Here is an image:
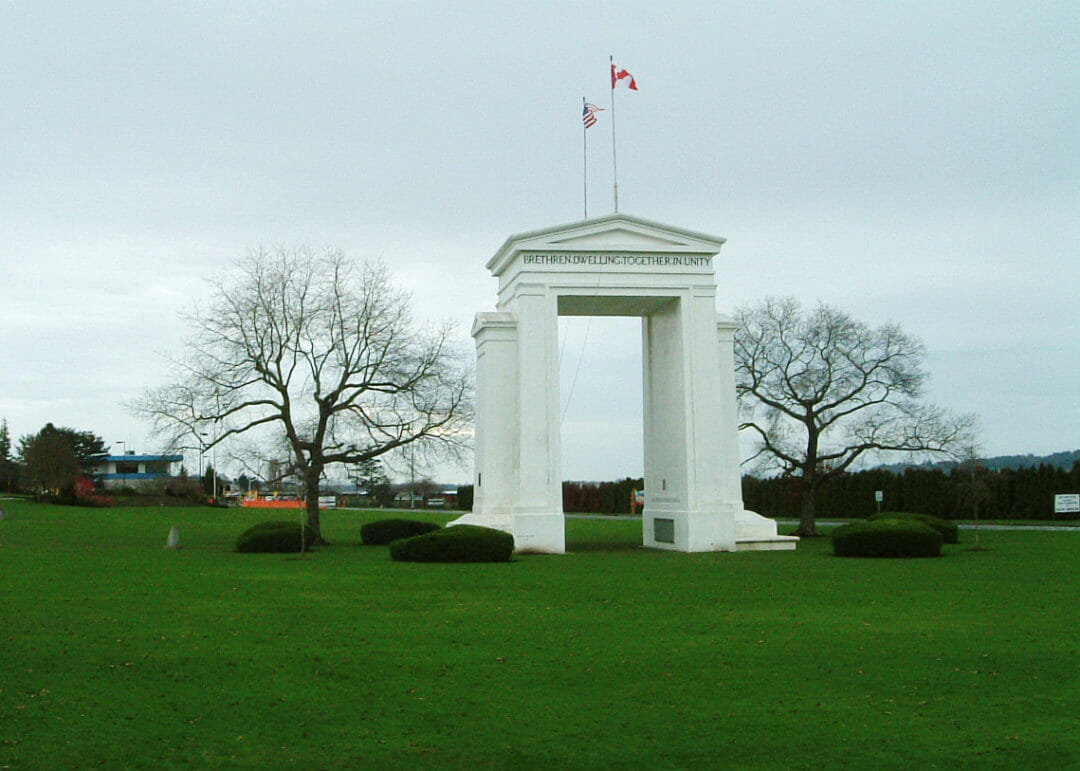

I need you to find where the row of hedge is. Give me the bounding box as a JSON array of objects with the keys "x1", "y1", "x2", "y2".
[
  {"x1": 237, "y1": 513, "x2": 958, "y2": 560},
  {"x1": 235, "y1": 518, "x2": 514, "y2": 562},
  {"x1": 746, "y1": 463, "x2": 1080, "y2": 521}
]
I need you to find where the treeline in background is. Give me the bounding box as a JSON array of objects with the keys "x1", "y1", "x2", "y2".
[
  {"x1": 457, "y1": 462, "x2": 1080, "y2": 520},
  {"x1": 744, "y1": 463, "x2": 1080, "y2": 521},
  {"x1": 456, "y1": 478, "x2": 644, "y2": 516}
]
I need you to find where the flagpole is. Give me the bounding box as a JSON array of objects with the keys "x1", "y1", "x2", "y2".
[
  {"x1": 582, "y1": 96, "x2": 588, "y2": 219},
  {"x1": 609, "y1": 55, "x2": 619, "y2": 213}
]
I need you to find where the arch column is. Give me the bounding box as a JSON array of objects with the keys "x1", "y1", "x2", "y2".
[
  {"x1": 507, "y1": 284, "x2": 565, "y2": 552},
  {"x1": 641, "y1": 289, "x2": 737, "y2": 551},
  {"x1": 457, "y1": 290, "x2": 566, "y2": 554}
]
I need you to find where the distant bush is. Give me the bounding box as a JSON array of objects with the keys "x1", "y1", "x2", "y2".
[
  {"x1": 361, "y1": 518, "x2": 441, "y2": 545},
  {"x1": 73, "y1": 476, "x2": 114, "y2": 508},
  {"x1": 236, "y1": 520, "x2": 317, "y2": 553},
  {"x1": 161, "y1": 476, "x2": 205, "y2": 503},
  {"x1": 869, "y1": 511, "x2": 959, "y2": 544},
  {"x1": 390, "y1": 524, "x2": 514, "y2": 563},
  {"x1": 832, "y1": 518, "x2": 942, "y2": 558}
]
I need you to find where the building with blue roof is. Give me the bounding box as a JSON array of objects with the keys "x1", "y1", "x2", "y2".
[{"x1": 91, "y1": 453, "x2": 184, "y2": 489}]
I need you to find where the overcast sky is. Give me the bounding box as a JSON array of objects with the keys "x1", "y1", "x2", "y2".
[{"x1": 2, "y1": 1, "x2": 1077, "y2": 484}]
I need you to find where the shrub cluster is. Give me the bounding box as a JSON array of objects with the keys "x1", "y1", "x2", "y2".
[
  {"x1": 236, "y1": 520, "x2": 317, "y2": 553},
  {"x1": 72, "y1": 476, "x2": 114, "y2": 508},
  {"x1": 832, "y1": 518, "x2": 942, "y2": 558},
  {"x1": 869, "y1": 511, "x2": 959, "y2": 544},
  {"x1": 361, "y1": 518, "x2": 441, "y2": 545},
  {"x1": 390, "y1": 524, "x2": 514, "y2": 563}
]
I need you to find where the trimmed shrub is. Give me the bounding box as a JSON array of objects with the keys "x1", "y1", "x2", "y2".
[
  {"x1": 869, "y1": 511, "x2": 959, "y2": 544},
  {"x1": 361, "y1": 518, "x2": 441, "y2": 545},
  {"x1": 832, "y1": 518, "x2": 942, "y2": 558},
  {"x1": 236, "y1": 520, "x2": 317, "y2": 553},
  {"x1": 390, "y1": 524, "x2": 514, "y2": 563}
]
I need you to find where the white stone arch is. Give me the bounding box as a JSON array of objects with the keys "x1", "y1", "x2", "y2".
[{"x1": 450, "y1": 214, "x2": 796, "y2": 554}]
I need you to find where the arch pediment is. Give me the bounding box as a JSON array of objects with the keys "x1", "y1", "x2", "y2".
[{"x1": 487, "y1": 213, "x2": 726, "y2": 276}]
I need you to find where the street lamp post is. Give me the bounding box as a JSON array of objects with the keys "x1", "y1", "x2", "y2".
[
  {"x1": 198, "y1": 432, "x2": 217, "y2": 502},
  {"x1": 117, "y1": 441, "x2": 127, "y2": 486}
]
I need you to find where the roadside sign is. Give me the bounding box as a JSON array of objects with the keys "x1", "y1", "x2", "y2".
[
  {"x1": 875, "y1": 490, "x2": 884, "y2": 503},
  {"x1": 1054, "y1": 494, "x2": 1080, "y2": 514}
]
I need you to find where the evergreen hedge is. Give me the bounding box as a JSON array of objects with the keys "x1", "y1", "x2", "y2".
[
  {"x1": 361, "y1": 518, "x2": 441, "y2": 545},
  {"x1": 743, "y1": 461, "x2": 1080, "y2": 521},
  {"x1": 832, "y1": 518, "x2": 942, "y2": 558},
  {"x1": 236, "y1": 520, "x2": 317, "y2": 553},
  {"x1": 390, "y1": 524, "x2": 514, "y2": 563},
  {"x1": 869, "y1": 511, "x2": 959, "y2": 544}
]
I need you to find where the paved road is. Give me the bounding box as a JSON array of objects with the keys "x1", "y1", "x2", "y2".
[
  {"x1": 566, "y1": 514, "x2": 1080, "y2": 532},
  {"x1": 777, "y1": 519, "x2": 1080, "y2": 532}
]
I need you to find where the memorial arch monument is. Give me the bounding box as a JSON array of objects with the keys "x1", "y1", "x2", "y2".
[{"x1": 449, "y1": 213, "x2": 797, "y2": 554}]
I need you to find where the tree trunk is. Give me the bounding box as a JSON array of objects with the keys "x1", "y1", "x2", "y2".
[
  {"x1": 795, "y1": 481, "x2": 820, "y2": 537},
  {"x1": 304, "y1": 468, "x2": 330, "y2": 546}
]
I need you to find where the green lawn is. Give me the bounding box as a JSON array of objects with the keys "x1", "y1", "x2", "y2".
[{"x1": 1, "y1": 500, "x2": 1078, "y2": 769}]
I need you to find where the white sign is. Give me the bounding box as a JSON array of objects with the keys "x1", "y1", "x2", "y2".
[
  {"x1": 875, "y1": 490, "x2": 884, "y2": 503},
  {"x1": 522, "y1": 253, "x2": 712, "y2": 268},
  {"x1": 1054, "y1": 494, "x2": 1080, "y2": 514}
]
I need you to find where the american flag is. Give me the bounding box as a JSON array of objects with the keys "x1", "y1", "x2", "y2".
[{"x1": 582, "y1": 102, "x2": 603, "y2": 129}]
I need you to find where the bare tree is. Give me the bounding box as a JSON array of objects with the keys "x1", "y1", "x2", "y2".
[
  {"x1": 133, "y1": 247, "x2": 473, "y2": 543},
  {"x1": 953, "y1": 441, "x2": 991, "y2": 549},
  {"x1": 735, "y1": 297, "x2": 977, "y2": 537}
]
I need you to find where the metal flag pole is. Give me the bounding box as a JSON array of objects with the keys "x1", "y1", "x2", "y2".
[
  {"x1": 609, "y1": 56, "x2": 619, "y2": 212},
  {"x1": 583, "y1": 96, "x2": 588, "y2": 219}
]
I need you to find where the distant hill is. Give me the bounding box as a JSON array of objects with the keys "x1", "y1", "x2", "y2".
[{"x1": 877, "y1": 449, "x2": 1080, "y2": 474}]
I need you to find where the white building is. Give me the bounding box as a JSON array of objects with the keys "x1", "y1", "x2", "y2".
[{"x1": 90, "y1": 453, "x2": 184, "y2": 489}]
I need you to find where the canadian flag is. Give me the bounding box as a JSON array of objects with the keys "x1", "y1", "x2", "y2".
[{"x1": 611, "y1": 63, "x2": 638, "y2": 91}]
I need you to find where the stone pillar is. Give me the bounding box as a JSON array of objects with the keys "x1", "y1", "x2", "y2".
[
  {"x1": 509, "y1": 285, "x2": 565, "y2": 553},
  {"x1": 642, "y1": 298, "x2": 688, "y2": 548},
  {"x1": 466, "y1": 312, "x2": 518, "y2": 531},
  {"x1": 715, "y1": 315, "x2": 745, "y2": 507},
  {"x1": 684, "y1": 288, "x2": 738, "y2": 551},
  {"x1": 642, "y1": 293, "x2": 737, "y2": 552}
]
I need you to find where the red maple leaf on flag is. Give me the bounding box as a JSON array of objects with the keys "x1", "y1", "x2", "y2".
[{"x1": 611, "y1": 63, "x2": 638, "y2": 91}]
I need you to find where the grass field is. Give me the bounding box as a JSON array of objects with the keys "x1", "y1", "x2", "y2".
[{"x1": 2, "y1": 500, "x2": 1079, "y2": 769}]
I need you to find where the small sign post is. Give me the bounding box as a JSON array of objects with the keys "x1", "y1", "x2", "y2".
[{"x1": 875, "y1": 490, "x2": 884, "y2": 515}]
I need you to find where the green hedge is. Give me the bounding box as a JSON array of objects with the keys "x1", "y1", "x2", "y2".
[
  {"x1": 236, "y1": 520, "x2": 317, "y2": 553},
  {"x1": 361, "y1": 518, "x2": 442, "y2": 545},
  {"x1": 869, "y1": 511, "x2": 959, "y2": 544},
  {"x1": 390, "y1": 524, "x2": 514, "y2": 563},
  {"x1": 832, "y1": 518, "x2": 942, "y2": 558}
]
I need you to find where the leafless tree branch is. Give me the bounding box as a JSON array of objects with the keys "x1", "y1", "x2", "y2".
[
  {"x1": 734, "y1": 296, "x2": 978, "y2": 536},
  {"x1": 129, "y1": 247, "x2": 474, "y2": 542}
]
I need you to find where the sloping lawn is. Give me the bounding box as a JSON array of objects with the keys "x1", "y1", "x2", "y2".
[{"x1": 1, "y1": 501, "x2": 1078, "y2": 768}]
